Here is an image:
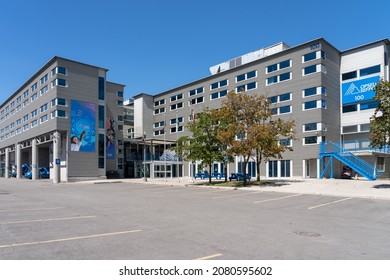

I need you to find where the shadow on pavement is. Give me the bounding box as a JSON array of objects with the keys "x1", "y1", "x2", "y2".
[{"x1": 373, "y1": 184, "x2": 390, "y2": 189}]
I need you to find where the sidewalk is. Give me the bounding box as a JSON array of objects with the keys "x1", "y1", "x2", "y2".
[{"x1": 86, "y1": 177, "x2": 390, "y2": 201}]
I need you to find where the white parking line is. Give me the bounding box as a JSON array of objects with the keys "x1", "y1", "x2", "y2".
[
  {"x1": 0, "y1": 229, "x2": 142, "y2": 249},
  {"x1": 308, "y1": 197, "x2": 353, "y2": 210},
  {"x1": 253, "y1": 193, "x2": 303, "y2": 204},
  {"x1": 0, "y1": 207, "x2": 64, "y2": 213},
  {"x1": 213, "y1": 191, "x2": 263, "y2": 200},
  {"x1": 0, "y1": 215, "x2": 96, "y2": 225}
]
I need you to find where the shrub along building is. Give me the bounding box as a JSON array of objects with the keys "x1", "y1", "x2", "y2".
[
  {"x1": 0, "y1": 57, "x2": 124, "y2": 182},
  {"x1": 130, "y1": 37, "x2": 390, "y2": 181}
]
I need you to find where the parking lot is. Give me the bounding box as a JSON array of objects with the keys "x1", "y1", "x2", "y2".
[{"x1": 1, "y1": 178, "x2": 390, "y2": 260}]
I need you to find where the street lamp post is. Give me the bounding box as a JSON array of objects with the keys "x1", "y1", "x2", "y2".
[{"x1": 143, "y1": 131, "x2": 147, "y2": 182}]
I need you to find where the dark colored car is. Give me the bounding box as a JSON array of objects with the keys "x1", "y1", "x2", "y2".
[
  {"x1": 25, "y1": 167, "x2": 50, "y2": 179},
  {"x1": 229, "y1": 172, "x2": 251, "y2": 181}
]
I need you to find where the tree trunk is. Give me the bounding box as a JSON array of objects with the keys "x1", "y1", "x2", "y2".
[
  {"x1": 208, "y1": 163, "x2": 212, "y2": 184},
  {"x1": 243, "y1": 156, "x2": 249, "y2": 186},
  {"x1": 256, "y1": 150, "x2": 262, "y2": 182}
]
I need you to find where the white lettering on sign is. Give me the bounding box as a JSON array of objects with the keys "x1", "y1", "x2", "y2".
[{"x1": 360, "y1": 82, "x2": 377, "y2": 93}]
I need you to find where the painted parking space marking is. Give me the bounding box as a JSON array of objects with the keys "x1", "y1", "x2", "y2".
[
  {"x1": 308, "y1": 197, "x2": 353, "y2": 210},
  {"x1": 213, "y1": 191, "x2": 264, "y2": 200},
  {"x1": 0, "y1": 215, "x2": 96, "y2": 225},
  {"x1": 194, "y1": 253, "x2": 223, "y2": 260},
  {"x1": 253, "y1": 193, "x2": 303, "y2": 204},
  {"x1": 0, "y1": 207, "x2": 64, "y2": 213},
  {"x1": 0, "y1": 229, "x2": 142, "y2": 249},
  {"x1": 182, "y1": 189, "x2": 231, "y2": 196}
]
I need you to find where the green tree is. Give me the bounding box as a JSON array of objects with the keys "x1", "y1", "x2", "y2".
[
  {"x1": 175, "y1": 108, "x2": 224, "y2": 183},
  {"x1": 370, "y1": 79, "x2": 390, "y2": 149},
  {"x1": 217, "y1": 91, "x2": 295, "y2": 185}
]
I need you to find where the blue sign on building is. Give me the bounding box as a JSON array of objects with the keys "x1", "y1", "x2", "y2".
[{"x1": 342, "y1": 76, "x2": 380, "y2": 104}]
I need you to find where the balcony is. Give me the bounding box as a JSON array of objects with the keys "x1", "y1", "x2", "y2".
[{"x1": 342, "y1": 139, "x2": 390, "y2": 154}]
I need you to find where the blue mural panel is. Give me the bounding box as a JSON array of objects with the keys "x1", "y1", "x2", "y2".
[
  {"x1": 342, "y1": 76, "x2": 380, "y2": 104},
  {"x1": 70, "y1": 100, "x2": 96, "y2": 152}
]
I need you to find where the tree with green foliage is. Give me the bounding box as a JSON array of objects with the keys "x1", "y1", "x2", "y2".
[
  {"x1": 370, "y1": 79, "x2": 390, "y2": 149},
  {"x1": 217, "y1": 91, "x2": 295, "y2": 185},
  {"x1": 175, "y1": 108, "x2": 225, "y2": 184}
]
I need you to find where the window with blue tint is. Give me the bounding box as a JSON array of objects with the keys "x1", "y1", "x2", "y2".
[
  {"x1": 269, "y1": 96, "x2": 277, "y2": 103},
  {"x1": 304, "y1": 87, "x2": 317, "y2": 97},
  {"x1": 267, "y1": 76, "x2": 278, "y2": 85},
  {"x1": 279, "y1": 93, "x2": 291, "y2": 102},
  {"x1": 281, "y1": 160, "x2": 291, "y2": 177},
  {"x1": 267, "y1": 64, "x2": 278, "y2": 73},
  {"x1": 58, "y1": 67, "x2": 67, "y2": 75},
  {"x1": 211, "y1": 92, "x2": 219, "y2": 99},
  {"x1": 117, "y1": 91, "x2": 123, "y2": 97},
  {"x1": 304, "y1": 65, "x2": 317, "y2": 75},
  {"x1": 304, "y1": 123, "x2": 317, "y2": 131},
  {"x1": 320, "y1": 51, "x2": 326, "y2": 59},
  {"x1": 98, "y1": 105, "x2": 104, "y2": 129},
  {"x1": 279, "y1": 60, "x2": 291, "y2": 69},
  {"x1": 279, "y1": 105, "x2": 291, "y2": 114},
  {"x1": 304, "y1": 136, "x2": 317, "y2": 144},
  {"x1": 342, "y1": 104, "x2": 357, "y2": 113},
  {"x1": 98, "y1": 77, "x2": 105, "y2": 100},
  {"x1": 220, "y1": 90, "x2": 227, "y2": 97},
  {"x1": 197, "y1": 87, "x2": 204, "y2": 94},
  {"x1": 211, "y1": 82, "x2": 219, "y2": 89},
  {"x1": 321, "y1": 87, "x2": 326, "y2": 95},
  {"x1": 98, "y1": 134, "x2": 104, "y2": 168},
  {"x1": 220, "y1": 79, "x2": 228, "y2": 87},
  {"x1": 280, "y1": 139, "x2": 291, "y2": 147},
  {"x1": 268, "y1": 161, "x2": 278, "y2": 177},
  {"x1": 58, "y1": 110, "x2": 66, "y2": 118},
  {"x1": 236, "y1": 85, "x2": 245, "y2": 92},
  {"x1": 360, "y1": 100, "x2": 379, "y2": 110},
  {"x1": 342, "y1": 71, "x2": 357, "y2": 81},
  {"x1": 236, "y1": 74, "x2": 245, "y2": 82},
  {"x1": 271, "y1": 108, "x2": 278, "y2": 115},
  {"x1": 280, "y1": 72, "x2": 291, "y2": 81},
  {"x1": 321, "y1": 100, "x2": 326, "y2": 109},
  {"x1": 303, "y1": 52, "x2": 317, "y2": 62},
  {"x1": 304, "y1": 100, "x2": 317, "y2": 110},
  {"x1": 246, "y1": 82, "x2": 256, "y2": 90},
  {"x1": 247, "y1": 70, "x2": 256, "y2": 79},
  {"x1": 360, "y1": 65, "x2": 380, "y2": 77}
]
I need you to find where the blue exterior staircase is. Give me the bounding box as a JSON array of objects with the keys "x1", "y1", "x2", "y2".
[{"x1": 320, "y1": 141, "x2": 384, "y2": 180}]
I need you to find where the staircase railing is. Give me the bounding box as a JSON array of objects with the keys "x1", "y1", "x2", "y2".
[{"x1": 320, "y1": 141, "x2": 383, "y2": 180}]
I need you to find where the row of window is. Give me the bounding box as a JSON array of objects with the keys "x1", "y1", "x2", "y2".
[
  {"x1": 270, "y1": 100, "x2": 326, "y2": 115},
  {"x1": 342, "y1": 100, "x2": 379, "y2": 113},
  {"x1": 342, "y1": 65, "x2": 381, "y2": 81},
  {"x1": 157, "y1": 50, "x2": 326, "y2": 106},
  {"x1": 0, "y1": 67, "x2": 67, "y2": 118},
  {"x1": 0, "y1": 98, "x2": 67, "y2": 136}
]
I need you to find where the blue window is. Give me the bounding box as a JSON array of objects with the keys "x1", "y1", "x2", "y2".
[
  {"x1": 267, "y1": 76, "x2": 278, "y2": 85},
  {"x1": 117, "y1": 91, "x2": 123, "y2": 97},
  {"x1": 247, "y1": 70, "x2": 256, "y2": 79},
  {"x1": 342, "y1": 104, "x2": 357, "y2": 113},
  {"x1": 342, "y1": 71, "x2": 357, "y2": 81},
  {"x1": 237, "y1": 85, "x2": 245, "y2": 92},
  {"x1": 279, "y1": 72, "x2": 291, "y2": 81},
  {"x1": 246, "y1": 82, "x2": 256, "y2": 90},
  {"x1": 98, "y1": 134, "x2": 105, "y2": 168},
  {"x1": 236, "y1": 74, "x2": 245, "y2": 82},
  {"x1": 279, "y1": 93, "x2": 291, "y2": 102},
  {"x1": 304, "y1": 123, "x2": 317, "y2": 131},
  {"x1": 269, "y1": 96, "x2": 277, "y2": 103},
  {"x1": 211, "y1": 92, "x2": 219, "y2": 99},
  {"x1": 220, "y1": 90, "x2": 227, "y2": 98},
  {"x1": 303, "y1": 52, "x2": 317, "y2": 62},
  {"x1": 279, "y1": 105, "x2": 291, "y2": 114},
  {"x1": 304, "y1": 87, "x2": 317, "y2": 97},
  {"x1": 360, "y1": 65, "x2": 380, "y2": 77},
  {"x1": 304, "y1": 136, "x2": 318, "y2": 144},
  {"x1": 220, "y1": 79, "x2": 228, "y2": 87},
  {"x1": 303, "y1": 65, "x2": 317, "y2": 75},
  {"x1": 304, "y1": 100, "x2": 317, "y2": 110},
  {"x1": 279, "y1": 60, "x2": 291, "y2": 69},
  {"x1": 280, "y1": 160, "x2": 291, "y2": 177},
  {"x1": 267, "y1": 64, "x2": 278, "y2": 73},
  {"x1": 98, "y1": 77, "x2": 105, "y2": 100},
  {"x1": 98, "y1": 105, "x2": 104, "y2": 129},
  {"x1": 268, "y1": 161, "x2": 278, "y2": 177},
  {"x1": 360, "y1": 100, "x2": 379, "y2": 110},
  {"x1": 280, "y1": 139, "x2": 291, "y2": 147}
]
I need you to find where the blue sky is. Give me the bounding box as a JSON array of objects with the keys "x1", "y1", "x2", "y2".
[{"x1": 1, "y1": 0, "x2": 389, "y2": 103}]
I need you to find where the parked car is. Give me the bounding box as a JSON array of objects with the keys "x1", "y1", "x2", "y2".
[
  {"x1": 229, "y1": 172, "x2": 251, "y2": 181},
  {"x1": 194, "y1": 171, "x2": 209, "y2": 179},
  {"x1": 25, "y1": 167, "x2": 50, "y2": 179}
]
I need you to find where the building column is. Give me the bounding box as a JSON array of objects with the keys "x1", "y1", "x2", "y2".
[
  {"x1": 317, "y1": 158, "x2": 321, "y2": 179},
  {"x1": 32, "y1": 139, "x2": 38, "y2": 180},
  {"x1": 16, "y1": 144, "x2": 21, "y2": 179},
  {"x1": 53, "y1": 132, "x2": 61, "y2": 184},
  {"x1": 5, "y1": 147, "x2": 10, "y2": 179}
]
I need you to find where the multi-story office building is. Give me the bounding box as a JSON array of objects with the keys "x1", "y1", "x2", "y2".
[
  {"x1": 131, "y1": 37, "x2": 390, "y2": 180},
  {"x1": 0, "y1": 57, "x2": 124, "y2": 182}
]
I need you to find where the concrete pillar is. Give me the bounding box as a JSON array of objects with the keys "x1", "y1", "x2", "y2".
[
  {"x1": 16, "y1": 144, "x2": 21, "y2": 179},
  {"x1": 5, "y1": 147, "x2": 10, "y2": 179},
  {"x1": 53, "y1": 132, "x2": 61, "y2": 184},
  {"x1": 32, "y1": 139, "x2": 38, "y2": 180}
]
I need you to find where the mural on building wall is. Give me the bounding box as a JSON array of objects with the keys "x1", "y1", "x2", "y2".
[
  {"x1": 70, "y1": 100, "x2": 96, "y2": 152},
  {"x1": 106, "y1": 117, "x2": 116, "y2": 159}
]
